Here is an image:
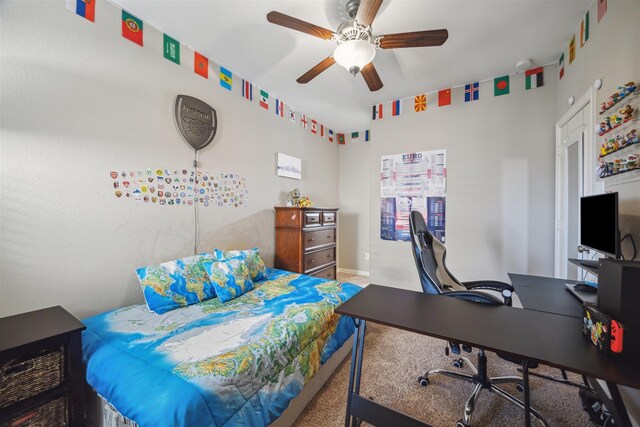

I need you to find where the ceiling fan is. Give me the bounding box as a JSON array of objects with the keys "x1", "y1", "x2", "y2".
[{"x1": 266, "y1": 0, "x2": 449, "y2": 92}]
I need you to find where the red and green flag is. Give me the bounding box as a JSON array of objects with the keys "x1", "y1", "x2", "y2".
[
  {"x1": 122, "y1": 10, "x2": 143, "y2": 46},
  {"x1": 494, "y1": 75, "x2": 510, "y2": 96},
  {"x1": 337, "y1": 133, "x2": 346, "y2": 145},
  {"x1": 525, "y1": 67, "x2": 544, "y2": 90},
  {"x1": 194, "y1": 52, "x2": 208, "y2": 79},
  {"x1": 580, "y1": 12, "x2": 590, "y2": 47},
  {"x1": 163, "y1": 34, "x2": 180, "y2": 65}
]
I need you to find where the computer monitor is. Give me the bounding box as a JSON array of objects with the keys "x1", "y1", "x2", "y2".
[{"x1": 580, "y1": 192, "x2": 620, "y2": 259}]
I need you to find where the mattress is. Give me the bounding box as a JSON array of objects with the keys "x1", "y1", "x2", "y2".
[{"x1": 82, "y1": 268, "x2": 361, "y2": 427}]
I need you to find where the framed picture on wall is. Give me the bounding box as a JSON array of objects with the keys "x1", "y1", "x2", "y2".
[{"x1": 277, "y1": 153, "x2": 302, "y2": 180}]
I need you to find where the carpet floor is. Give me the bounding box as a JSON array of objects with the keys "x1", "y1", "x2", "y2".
[{"x1": 294, "y1": 323, "x2": 592, "y2": 427}]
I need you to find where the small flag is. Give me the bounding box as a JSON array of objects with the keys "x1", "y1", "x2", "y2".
[
  {"x1": 464, "y1": 82, "x2": 479, "y2": 102},
  {"x1": 414, "y1": 94, "x2": 427, "y2": 112},
  {"x1": 219, "y1": 67, "x2": 232, "y2": 91},
  {"x1": 438, "y1": 88, "x2": 451, "y2": 107},
  {"x1": 67, "y1": 0, "x2": 95, "y2": 22},
  {"x1": 597, "y1": 0, "x2": 607, "y2": 23},
  {"x1": 194, "y1": 52, "x2": 208, "y2": 79},
  {"x1": 372, "y1": 104, "x2": 383, "y2": 120},
  {"x1": 569, "y1": 35, "x2": 576, "y2": 64},
  {"x1": 320, "y1": 125, "x2": 324, "y2": 137},
  {"x1": 351, "y1": 132, "x2": 360, "y2": 143},
  {"x1": 242, "y1": 79, "x2": 253, "y2": 101},
  {"x1": 301, "y1": 114, "x2": 308, "y2": 129},
  {"x1": 275, "y1": 99, "x2": 284, "y2": 117},
  {"x1": 580, "y1": 12, "x2": 590, "y2": 47},
  {"x1": 365, "y1": 130, "x2": 370, "y2": 142},
  {"x1": 163, "y1": 34, "x2": 180, "y2": 64},
  {"x1": 328, "y1": 129, "x2": 334, "y2": 142},
  {"x1": 494, "y1": 76, "x2": 510, "y2": 96},
  {"x1": 525, "y1": 67, "x2": 544, "y2": 90},
  {"x1": 391, "y1": 99, "x2": 403, "y2": 116},
  {"x1": 289, "y1": 108, "x2": 296, "y2": 123},
  {"x1": 337, "y1": 133, "x2": 346, "y2": 145},
  {"x1": 559, "y1": 53, "x2": 565, "y2": 80},
  {"x1": 311, "y1": 120, "x2": 318, "y2": 134},
  {"x1": 122, "y1": 10, "x2": 143, "y2": 46},
  {"x1": 259, "y1": 90, "x2": 269, "y2": 109}
]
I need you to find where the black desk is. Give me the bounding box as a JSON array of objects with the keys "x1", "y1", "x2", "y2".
[
  {"x1": 509, "y1": 273, "x2": 583, "y2": 318},
  {"x1": 336, "y1": 284, "x2": 640, "y2": 427}
]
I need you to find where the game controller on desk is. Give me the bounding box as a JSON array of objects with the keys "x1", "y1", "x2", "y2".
[{"x1": 582, "y1": 304, "x2": 624, "y2": 354}]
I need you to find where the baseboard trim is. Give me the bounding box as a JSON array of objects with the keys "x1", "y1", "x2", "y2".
[{"x1": 337, "y1": 268, "x2": 370, "y2": 277}]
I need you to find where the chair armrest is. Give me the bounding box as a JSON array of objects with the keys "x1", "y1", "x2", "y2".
[
  {"x1": 462, "y1": 280, "x2": 515, "y2": 293},
  {"x1": 443, "y1": 290, "x2": 504, "y2": 305}
]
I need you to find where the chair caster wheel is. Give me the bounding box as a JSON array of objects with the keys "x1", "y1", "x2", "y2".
[
  {"x1": 516, "y1": 383, "x2": 525, "y2": 392},
  {"x1": 452, "y1": 358, "x2": 464, "y2": 369},
  {"x1": 456, "y1": 420, "x2": 470, "y2": 427},
  {"x1": 418, "y1": 376, "x2": 429, "y2": 386}
]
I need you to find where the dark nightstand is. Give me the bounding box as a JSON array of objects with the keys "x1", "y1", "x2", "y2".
[{"x1": 0, "y1": 306, "x2": 86, "y2": 426}]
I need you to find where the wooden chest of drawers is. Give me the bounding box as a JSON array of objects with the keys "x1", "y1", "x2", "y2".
[
  {"x1": 274, "y1": 207, "x2": 338, "y2": 280},
  {"x1": 0, "y1": 306, "x2": 86, "y2": 427}
]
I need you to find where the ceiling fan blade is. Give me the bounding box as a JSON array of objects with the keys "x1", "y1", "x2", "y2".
[
  {"x1": 378, "y1": 29, "x2": 449, "y2": 49},
  {"x1": 297, "y1": 56, "x2": 336, "y2": 84},
  {"x1": 267, "y1": 11, "x2": 335, "y2": 40},
  {"x1": 355, "y1": 0, "x2": 384, "y2": 27},
  {"x1": 361, "y1": 62, "x2": 383, "y2": 92}
]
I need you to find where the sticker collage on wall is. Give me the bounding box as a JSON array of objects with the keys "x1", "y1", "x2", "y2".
[{"x1": 110, "y1": 169, "x2": 248, "y2": 207}]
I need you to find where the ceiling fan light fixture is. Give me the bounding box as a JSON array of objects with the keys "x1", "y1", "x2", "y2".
[{"x1": 334, "y1": 40, "x2": 376, "y2": 75}]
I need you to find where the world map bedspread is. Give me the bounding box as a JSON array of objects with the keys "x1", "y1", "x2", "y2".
[{"x1": 82, "y1": 269, "x2": 361, "y2": 427}]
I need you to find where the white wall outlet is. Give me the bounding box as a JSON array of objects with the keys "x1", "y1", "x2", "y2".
[{"x1": 364, "y1": 252, "x2": 370, "y2": 260}]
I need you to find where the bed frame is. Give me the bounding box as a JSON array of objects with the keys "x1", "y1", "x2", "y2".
[{"x1": 85, "y1": 336, "x2": 353, "y2": 427}]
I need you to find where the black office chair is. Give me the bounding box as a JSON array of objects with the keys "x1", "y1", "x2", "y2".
[{"x1": 410, "y1": 211, "x2": 547, "y2": 427}]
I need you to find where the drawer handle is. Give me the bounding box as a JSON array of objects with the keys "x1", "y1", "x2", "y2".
[
  {"x1": 326, "y1": 235, "x2": 332, "y2": 238},
  {"x1": 5, "y1": 360, "x2": 34, "y2": 376},
  {"x1": 307, "y1": 259, "x2": 315, "y2": 263},
  {"x1": 307, "y1": 238, "x2": 315, "y2": 242},
  {"x1": 326, "y1": 254, "x2": 332, "y2": 258}
]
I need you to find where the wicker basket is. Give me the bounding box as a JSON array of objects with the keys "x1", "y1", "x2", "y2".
[
  {"x1": 0, "y1": 347, "x2": 65, "y2": 409},
  {"x1": 1, "y1": 396, "x2": 68, "y2": 427}
]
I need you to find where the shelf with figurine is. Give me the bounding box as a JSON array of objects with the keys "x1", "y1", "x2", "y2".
[
  {"x1": 597, "y1": 105, "x2": 636, "y2": 137},
  {"x1": 599, "y1": 82, "x2": 638, "y2": 115},
  {"x1": 597, "y1": 153, "x2": 639, "y2": 179},
  {"x1": 599, "y1": 128, "x2": 639, "y2": 159}
]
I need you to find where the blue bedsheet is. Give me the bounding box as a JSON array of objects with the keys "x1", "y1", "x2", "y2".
[{"x1": 82, "y1": 269, "x2": 361, "y2": 427}]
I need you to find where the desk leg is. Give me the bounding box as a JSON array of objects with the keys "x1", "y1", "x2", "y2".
[
  {"x1": 605, "y1": 381, "x2": 632, "y2": 427},
  {"x1": 522, "y1": 360, "x2": 531, "y2": 427},
  {"x1": 345, "y1": 319, "x2": 367, "y2": 427}
]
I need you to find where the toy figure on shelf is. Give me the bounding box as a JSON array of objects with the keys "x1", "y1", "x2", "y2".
[
  {"x1": 298, "y1": 196, "x2": 312, "y2": 207},
  {"x1": 619, "y1": 105, "x2": 634, "y2": 121},
  {"x1": 600, "y1": 102, "x2": 608, "y2": 114},
  {"x1": 624, "y1": 81, "x2": 637, "y2": 94},
  {"x1": 287, "y1": 188, "x2": 301, "y2": 207},
  {"x1": 605, "y1": 117, "x2": 612, "y2": 130},
  {"x1": 599, "y1": 122, "x2": 606, "y2": 135},
  {"x1": 627, "y1": 154, "x2": 638, "y2": 170},
  {"x1": 611, "y1": 92, "x2": 620, "y2": 104},
  {"x1": 627, "y1": 129, "x2": 638, "y2": 144}
]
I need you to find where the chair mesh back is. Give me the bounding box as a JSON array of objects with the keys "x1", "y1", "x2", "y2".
[{"x1": 409, "y1": 211, "x2": 464, "y2": 294}]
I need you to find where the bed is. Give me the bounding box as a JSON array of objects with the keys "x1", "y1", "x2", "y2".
[{"x1": 82, "y1": 268, "x2": 361, "y2": 427}]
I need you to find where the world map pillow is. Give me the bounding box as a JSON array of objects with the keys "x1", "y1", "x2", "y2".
[
  {"x1": 202, "y1": 257, "x2": 254, "y2": 303},
  {"x1": 213, "y1": 248, "x2": 268, "y2": 282},
  {"x1": 136, "y1": 253, "x2": 218, "y2": 314}
]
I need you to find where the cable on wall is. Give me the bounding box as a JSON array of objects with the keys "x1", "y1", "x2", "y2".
[
  {"x1": 193, "y1": 150, "x2": 199, "y2": 255},
  {"x1": 620, "y1": 233, "x2": 637, "y2": 260}
]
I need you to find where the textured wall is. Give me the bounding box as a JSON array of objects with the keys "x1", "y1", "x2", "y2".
[
  {"x1": 363, "y1": 72, "x2": 558, "y2": 291},
  {"x1": 0, "y1": 0, "x2": 339, "y2": 318}
]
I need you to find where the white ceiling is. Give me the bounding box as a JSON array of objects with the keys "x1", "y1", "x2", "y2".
[{"x1": 111, "y1": 0, "x2": 591, "y2": 131}]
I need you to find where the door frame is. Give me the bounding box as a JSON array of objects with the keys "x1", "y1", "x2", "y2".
[{"x1": 554, "y1": 87, "x2": 599, "y2": 278}]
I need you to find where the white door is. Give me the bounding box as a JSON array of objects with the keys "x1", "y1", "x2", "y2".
[{"x1": 555, "y1": 90, "x2": 597, "y2": 279}]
